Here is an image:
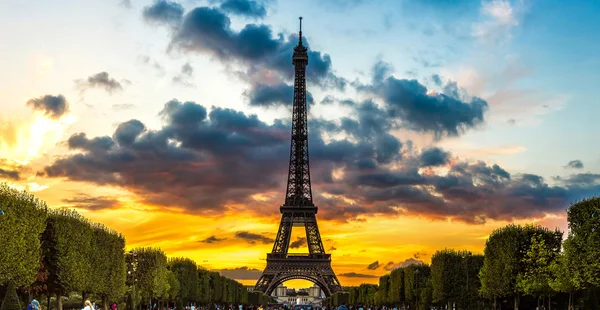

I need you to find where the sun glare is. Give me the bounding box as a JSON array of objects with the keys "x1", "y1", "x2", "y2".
[{"x1": 0, "y1": 114, "x2": 76, "y2": 165}]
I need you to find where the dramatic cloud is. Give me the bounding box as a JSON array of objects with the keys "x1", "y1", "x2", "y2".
[
  {"x1": 289, "y1": 237, "x2": 307, "y2": 249},
  {"x1": 357, "y1": 61, "x2": 488, "y2": 138},
  {"x1": 0, "y1": 168, "x2": 20, "y2": 180},
  {"x1": 143, "y1": 0, "x2": 184, "y2": 26},
  {"x1": 41, "y1": 97, "x2": 600, "y2": 224},
  {"x1": 235, "y1": 231, "x2": 274, "y2": 244},
  {"x1": 26, "y1": 94, "x2": 68, "y2": 119},
  {"x1": 219, "y1": 0, "x2": 267, "y2": 18},
  {"x1": 245, "y1": 83, "x2": 314, "y2": 108},
  {"x1": 76, "y1": 72, "x2": 125, "y2": 94},
  {"x1": 565, "y1": 160, "x2": 584, "y2": 169},
  {"x1": 201, "y1": 235, "x2": 227, "y2": 243},
  {"x1": 162, "y1": 6, "x2": 345, "y2": 90},
  {"x1": 62, "y1": 194, "x2": 120, "y2": 211},
  {"x1": 218, "y1": 266, "x2": 263, "y2": 280},
  {"x1": 367, "y1": 261, "x2": 380, "y2": 270},
  {"x1": 338, "y1": 272, "x2": 378, "y2": 279},
  {"x1": 419, "y1": 147, "x2": 451, "y2": 167}
]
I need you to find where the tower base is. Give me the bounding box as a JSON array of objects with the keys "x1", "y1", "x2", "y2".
[{"x1": 254, "y1": 253, "x2": 342, "y2": 297}]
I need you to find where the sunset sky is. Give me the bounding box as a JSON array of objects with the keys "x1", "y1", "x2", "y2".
[{"x1": 1, "y1": 0, "x2": 600, "y2": 288}]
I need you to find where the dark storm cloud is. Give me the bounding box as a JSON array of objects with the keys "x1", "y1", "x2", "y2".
[
  {"x1": 219, "y1": 0, "x2": 267, "y2": 18},
  {"x1": 419, "y1": 147, "x2": 450, "y2": 167},
  {"x1": 201, "y1": 235, "x2": 226, "y2": 243},
  {"x1": 76, "y1": 72, "x2": 125, "y2": 94},
  {"x1": 41, "y1": 97, "x2": 600, "y2": 224},
  {"x1": 565, "y1": 160, "x2": 584, "y2": 169},
  {"x1": 26, "y1": 94, "x2": 68, "y2": 119},
  {"x1": 338, "y1": 272, "x2": 378, "y2": 279},
  {"x1": 367, "y1": 261, "x2": 380, "y2": 270},
  {"x1": 166, "y1": 6, "x2": 345, "y2": 90},
  {"x1": 357, "y1": 61, "x2": 488, "y2": 138},
  {"x1": 0, "y1": 168, "x2": 20, "y2": 180},
  {"x1": 235, "y1": 231, "x2": 274, "y2": 244},
  {"x1": 245, "y1": 83, "x2": 314, "y2": 107},
  {"x1": 218, "y1": 266, "x2": 263, "y2": 280},
  {"x1": 289, "y1": 237, "x2": 307, "y2": 249},
  {"x1": 62, "y1": 195, "x2": 120, "y2": 211},
  {"x1": 143, "y1": 0, "x2": 184, "y2": 26}
]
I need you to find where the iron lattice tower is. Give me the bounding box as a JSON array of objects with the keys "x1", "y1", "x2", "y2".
[{"x1": 254, "y1": 17, "x2": 342, "y2": 297}]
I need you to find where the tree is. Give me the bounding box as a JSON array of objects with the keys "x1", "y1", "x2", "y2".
[
  {"x1": 197, "y1": 268, "x2": 211, "y2": 305},
  {"x1": 564, "y1": 197, "x2": 600, "y2": 289},
  {"x1": 134, "y1": 248, "x2": 169, "y2": 309},
  {"x1": 462, "y1": 254, "x2": 484, "y2": 309},
  {"x1": 0, "y1": 184, "x2": 48, "y2": 287},
  {"x1": 431, "y1": 249, "x2": 463, "y2": 309},
  {"x1": 168, "y1": 258, "x2": 199, "y2": 305},
  {"x1": 549, "y1": 252, "x2": 576, "y2": 310},
  {"x1": 388, "y1": 267, "x2": 405, "y2": 307},
  {"x1": 376, "y1": 275, "x2": 390, "y2": 305},
  {"x1": 516, "y1": 233, "x2": 560, "y2": 309},
  {"x1": 42, "y1": 209, "x2": 94, "y2": 310},
  {"x1": 404, "y1": 264, "x2": 430, "y2": 310},
  {"x1": 90, "y1": 225, "x2": 127, "y2": 310},
  {"x1": 162, "y1": 270, "x2": 179, "y2": 309},
  {"x1": 1, "y1": 281, "x2": 21, "y2": 310},
  {"x1": 479, "y1": 224, "x2": 562, "y2": 310}
]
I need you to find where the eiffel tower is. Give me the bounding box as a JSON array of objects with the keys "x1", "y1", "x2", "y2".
[{"x1": 254, "y1": 17, "x2": 342, "y2": 297}]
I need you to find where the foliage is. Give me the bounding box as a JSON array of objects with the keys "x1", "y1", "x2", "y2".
[
  {"x1": 549, "y1": 252, "x2": 576, "y2": 309},
  {"x1": 133, "y1": 247, "x2": 169, "y2": 303},
  {"x1": 0, "y1": 183, "x2": 48, "y2": 286},
  {"x1": 564, "y1": 197, "x2": 600, "y2": 289},
  {"x1": 42, "y1": 209, "x2": 94, "y2": 299},
  {"x1": 431, "y1": 249, "x2": 463, "y2": 306},
  {"x1": 388, "y1": 267, "x2": 404, "y2": 306},
  {"x1": 376, "y1": 275, "x2": 390, "y2": 305},
  {"x1": 165, "y1": 270, "x2": 180, "y2": 302},
  {"x1": 404, "y1": 264, "x2": 430, "y2": 309},
  {"x1": 168, "y1": 257, "x2": 199, "y2": 304},
  {"x1": 516, "y1": 232, "x2": 561, "y2": 301},
  {"x1": 0, "y1": 282, "x2": 21, "y2": 310},
  {"x1": 479, "y1": 223, "x2": 562, "y2": 307},
  {"x1": 91, "y1": 224, "x2": 127, "y2": 305},
  {"x1": 197, "y1": 268, "x2": 211, "y2": 304}
]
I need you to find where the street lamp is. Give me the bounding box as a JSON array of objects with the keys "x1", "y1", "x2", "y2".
[{"x1": 126, "y1": 251, "x2": 138, "y2": 310}]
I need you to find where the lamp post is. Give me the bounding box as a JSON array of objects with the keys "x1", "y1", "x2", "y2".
[{"x1": 127, "y1": 251, "x2": 138, "y2": 310}]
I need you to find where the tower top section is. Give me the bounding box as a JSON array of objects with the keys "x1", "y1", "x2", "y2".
[
  {"x1": 298, "y1": 17, "x2": 303, "y2": 46},
  {"x1": 293, "y1": 17, "x2": 308, "y2": 65}
]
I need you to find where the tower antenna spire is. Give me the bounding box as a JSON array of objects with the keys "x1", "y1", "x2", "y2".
[{"x1": 298, "y1": 16, "x2": 303, "y2": 45}]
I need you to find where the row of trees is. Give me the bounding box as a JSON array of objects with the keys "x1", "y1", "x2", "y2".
[
  {"x1": 327, "y1": 197, "x2": 600, "y2": 309},
  {"x1": 127, "y1": 251, "x2": 252, "y2": 310},
  {"x1": 0, "y1": 184, "x2": 254, "y2": 310}
]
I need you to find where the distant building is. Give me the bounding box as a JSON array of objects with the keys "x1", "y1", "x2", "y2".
[{"x1": 271, "y1": 284, "x2": 323, "y2": 305}]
